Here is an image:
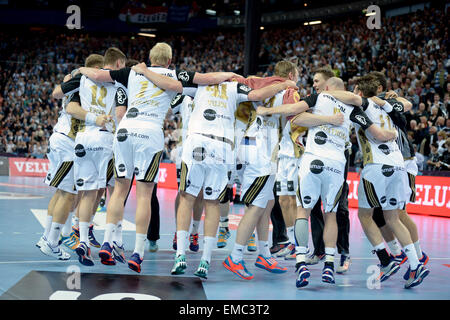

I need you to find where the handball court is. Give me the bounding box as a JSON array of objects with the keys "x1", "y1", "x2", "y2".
[{"x1": 0, "y1": 176, "x2": 449, "y2": 300}]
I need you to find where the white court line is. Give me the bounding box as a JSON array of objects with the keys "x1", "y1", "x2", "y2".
[{"x1": 1, "y1": 257, "x2": 450, "y2": 265}]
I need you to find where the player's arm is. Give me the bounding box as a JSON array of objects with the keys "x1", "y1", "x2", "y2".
[
  {"x1": 291, "y1": 112, "x2": 344, "y2": 127},
  {"x1": 132, "y1": 63, "x2": 183, "y2": 92},
  {"x1": 349, "y1": 105, "x2": 397, "y2": 142},
  {"x1": 248, "y1": 80, "x2": 298, "y2": 102},
  {"x1": 193, "y1": 72, "x2": 243, "y2": 85},
  {"x1": 52, "y1": 73, "x2": 81, "y2": 99},
  {"x1": 65, "y1": 93, "x2": 110, "y2": 127},
  {"x1": 115, "y1": 87, "x2": 128, "y2": 124},
  {"x1": 322, "y1": 90, "x2": 362, "y2": 107},
  {"x1": 78, "y1": 67, "x2": 114, "y2": 83},
  {"x1": 256, "y1": 92, "x2": 315, "y2": 117},
  {"x1": 384, "y1": 91, "x2": 412, "y2": 112}
]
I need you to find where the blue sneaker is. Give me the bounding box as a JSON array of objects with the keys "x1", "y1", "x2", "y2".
[
  {"x1": 404, "y1": 264, "x2": 430, "y2": 289},
  {"x1": 189, "y1": 233, "x2": 199, "y2": 252},
  {"x1": 99, "y1": 242, "x2": 115, "y2": 265},
  {"x1": 128, "y1": 253, "x2": 143, "y2": 273},
  {"x1": 112, "y1": 241, "x2": 126, "y2": 264},
  {"x1": 75, "y1": 241, "x2": 94, "y2": 266},
  {"x1": 391, "y1": 251, "x2": 408, "y2": 265},
  {"x1": 403, "y1": 251, "x2": 429, "y2": 280},
  {"x1": 322, "y1": 263, "x2": 335, "y2": 284},
  {"x1": 295, "y1": 262, "x2": 310, "y2": 288},
  {"x1": 88, "y1": 224, "x2": 101, "y2": 248},
  {"x1": 379, "y1": 260, "x2": 400, "y2": 282}
]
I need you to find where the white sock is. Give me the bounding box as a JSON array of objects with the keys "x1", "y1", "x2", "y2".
[
  {"x1": 387, "y1": 239, "x2": 402, "y2": 256},
  {"x1": 374, "y1": 242, "x2": 386, "y2": 251},
  {"x1": 287, "y1": 226, "x2": 295, "y2": 244},
  {"x1": 61, "y1": 211, "x2": 74, "y2": 237},
  {"x1": 133, "y1": 233, "x2": 147, "y2": 258},
  {"x1": 176, "y1": 230, "x2": 189, "y2": 257},
  {"x1": 258, "y1": 240, "x2": 271, "y2": 257},
  {"x1": 103, "y1": 223, "x2": 115, "y2": 245},
  {"x1": 404, "y1": 244, "x2": 419, "y2": 270},
  {"x1": 113, "y1": 220, "x2": 123, "y2": 246},
  {"x1": 325, "y1": 247, "x2": 335, "y2": 264},
  {"x1": 231, "y1": 243, "x2": 245, "y2": 262},
  {"x1": 219, "y1": 216, "x2": 229, "y2": 228},
  {"x1": 48, "y1": 222, "x2": 63, "y2": 247},
  {"x1": 413, "y1": 241, "x2": 422, "y2": 259},
  {"x1": 90, "y1": 214, "x2": 95, "y2": 225},
  {"x1": 295, "y1": 246, "x2": 308, "y2": 264},
  {"x1": 79, "y1": 222, "x2": 90, "y2": 245},
  {"x1": 201, "y1": 236, "x2": 216, "y2": 263},
  {"x1": 43, "y1": 215, "x2": 53, "y2": 239},
  {"x1": 73, "y1": 216, "x2": 79, "y2": 228},
  {"x1": 191, "y1": 220, "x2": 200, "y2": 235}
]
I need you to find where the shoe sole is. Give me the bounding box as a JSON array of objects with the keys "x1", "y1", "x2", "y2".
[
  {"x1": 222, "y1": 261, "x2": 253, "y2": 280},
  {"x1": 128, "y1": 260, "x2": 141, "y2": 273},
  {"x1": 194, "y1": 271, "x2": 208, "y2": 279},
  {"x1": 247, "y1": 247, "x2": 257, "y2": 252},
  {"x1": 255, "y1": 262, "x2": 287, "y2": 274},
  {"x1": 380, "y1": 264, "x2": 400, "y2": 282},
  {"x1": 99, "y1": 250, "x2": 116, "y2": 266},
  {"x1": 171, "y1": 263, "x2": 187, "y2": 275},
  {"x1": 296, "y1": 272, "x2": 310, "y2": 288},
  {"x1": 149, "y1": 248, "x2": 158, "y2": 252},
  {"x1": 189, "y1": 246, "x2": 199, "y2": 252},
  {"x1": 405, "y1": 269, "x2": 430, "y2": 289},
  {"x1": 322, "y1": 276, "x2": 336, "y2": 284},
  {"x1": 40, "y1": 247, "x2": 70, "y2": 260},
  {"x1": 75, "y1": 247, "x2": 94, "y2": 266}
]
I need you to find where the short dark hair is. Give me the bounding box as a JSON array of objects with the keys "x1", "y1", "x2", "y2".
[
  {"x1": 314, "y1": 67, "x2": 335, "y2": 80},
  {"x1": 104, "y1": 47, "x2": 126, "y2": 66},
  {"x1": 355, "y1": 74, "x2": 380, "y2": 97},
  {"x1": 369, "y1": 71, "x2": 387, "y2": 91},
  {"x1": 126, "y1": 59, "x2": 140, "y2": 68}
]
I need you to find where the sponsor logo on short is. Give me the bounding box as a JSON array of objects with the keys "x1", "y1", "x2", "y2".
[
  {"x1": 117, "y1": 128, "x2": 128, "y2": 142},
  {"x1": 381, "y1": 165, "x2": 394, "y2": 177},
  {"x1": 76, "y1": 178, "x2": 84, "y2": 186},
  {"x1": 205, "y1": 187, "x2": 213, "y2": 195},
  {"x1": 47, "y1": 173, "x2": 52, "y2": 181},
  {"x1": 118, "y1": 164, "x2": 126, "y2": 172},
  {"x1": 389, "y1": 198, "x2": 397, "y2": 206},
  {"x1": 134, "y1": 167, "x2": 140, "y2": 175},
  {"x1": 192, "y1": 147, "x2": 207, "y2": 161},
  {"x1": 380, "y1": 196, "x2": 386, "y2": 203},
  {"x1": 310, "y1": 159, "x2": 324, "y2": 174},
  {"x1": 74, "y1": 144, "x2": 86, "y2": 157},
  {"x1": 303, "y1": 195, "x2": 312, "y2": 204}
]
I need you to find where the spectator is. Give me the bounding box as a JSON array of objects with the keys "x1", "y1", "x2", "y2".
[
  {"x1": 426, "y1": 142, "x2": 441, "y2": 171},
  {"x1": 439, "y1": 138, "x2": 450, "y2": 171},
  {"x1": 437, "y1": 131, "x2": 447, "y2": 155},
  {"x1": 414, "y1": 144, "x2": 425, "y2": 173}
]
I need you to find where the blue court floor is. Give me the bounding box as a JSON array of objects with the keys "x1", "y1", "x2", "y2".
[{"x1": 0, "y1": 176, "x2": 449, "y2": 300}]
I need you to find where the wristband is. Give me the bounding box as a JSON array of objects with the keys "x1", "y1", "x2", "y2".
[
  {"x1": 85, "y1": 112, "x2": 97, "y2": 125},
  {"x1": 381, "y1": 101, "x2": 393, "y2": 113}
]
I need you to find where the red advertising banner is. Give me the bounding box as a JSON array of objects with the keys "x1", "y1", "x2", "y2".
[
  {"x1": 9, "y1": 157, "x2": 50, "y2": 177},
  {"x1": 347, "y1": 171, "x2": 450, "y2": 218}
]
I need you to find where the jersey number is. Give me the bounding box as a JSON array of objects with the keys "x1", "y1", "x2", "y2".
[
  {"x1": 206, "y1": 84, "x2": 228, "y2": 100},
  {"x1": 90, "y1": 85, "x2": 107, "y2": 108},
  {"x1": 379, "y1": 114, "x2": 392, "y2": 129},
  {"x1": 136, "y1": 81, "x2": 164, "y2": 100}
]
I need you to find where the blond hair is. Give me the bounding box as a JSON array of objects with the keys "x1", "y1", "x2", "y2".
[
  {"x1": 274, "y1": 60, "x2": 297, "y2": 78},
  {"x1": 149, "y1": 42, "x2": 172, "y2": 66},
  {"x1": 104, "y1": 47, "x2": 126, "y2": 67},
  {"x1": 85, "y1": 54, "x2": 104, "y2": 68}
]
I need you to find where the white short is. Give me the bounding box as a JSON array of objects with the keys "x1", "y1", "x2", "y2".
[
  {"x1": 275, "y1": 156, "x2": 300, "y2": 196},
  {"x1": 113, "y1": 126, "x2": 163, "y2": 183},
  {"x1": 404, "y1": 158, "x2": 418, "y2": 203},
  {"x1": 296, "y1": 153, "x2": 345, "y2": 213},
  {"x1": 179, "y1": 134, "x2": 231, "y2": 201},
  {"x1": 45, "y1": 132, "x2": 77, "y2": 194},
  {"x1": 240, "y1": 166, "x2": 275, "y2": 208},
  {"x1": 74, "y1": 130, "x2": 114, "y2": 191},
  {"x1": 358, "y1": 163, "x2": 407, "y2": 210}
]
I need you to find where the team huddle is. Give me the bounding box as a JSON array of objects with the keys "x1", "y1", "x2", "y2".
[{"x1": 36, "y1": 42, "x2": 429, "y2": 290}]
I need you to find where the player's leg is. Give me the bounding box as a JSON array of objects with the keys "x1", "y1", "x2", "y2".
[
  {"x1": 217, "y1": 189, "x2": 231, "y2": 248},
  {"x1": 189, "y1": 190, "x2": 203, "y2": 252},
  {"x1": 147, "y1": 184, "x2": 160, "y2": 252}
]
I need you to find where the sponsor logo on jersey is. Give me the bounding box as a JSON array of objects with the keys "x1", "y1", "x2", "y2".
[
  {"x1": 237, "y1": 84, "x2": 251, "y2": 93},
  {"x1": 355, "y1": 115, "x2": 367, "y2": 125},
  {"x1": 171, "y1": 94, "x2": 183, "y2": 106},
  {"x1": 117, "y1": 128, "x2": 128, "y2": 142},
  {"x1": 378, "y1": 144, "x2": 390, "y2": 155},
  {"x1": 75, "y1": 144, "x2": 86, "y2": 157},
  {"x1": 126, "y1": 107, "x2": 139, "y2": 118},
  {"x1": 314, "y1": 131, "x2": 328, "y2": 145},
  {"x1": 116, "y1": 88, "x2": 127, "y2": 105},
  {"x1": 178, "y1": 71, "x2": 190, "y2": 82},
  {"x1": 203, "y1": 109, "x2": 217, "y2": 121},
  {"x1": 392, "y1": 102, "x2": 403, "y2": 112}
]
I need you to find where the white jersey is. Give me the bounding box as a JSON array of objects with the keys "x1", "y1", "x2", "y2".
[
  {"x1": 53, "y1": 94, "x2": 75, "y2": 139},
  {"x1": 278, "y1": 120, "x2": 306, "y2": 159},
  {"x1": 305, "y1": 93, "x2": 371, "y2": 164},
  {"x1": 354, "y1": 99, "x2": 404, "y2": 167},
  {"x1": 170, "y1": 94, "x2": 194, "y2": 147},
  {"x1": 109, "y1": 66, "x2": 178, "y2": 130}
]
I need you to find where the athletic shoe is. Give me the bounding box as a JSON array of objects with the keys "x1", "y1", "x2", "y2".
[
  {"x1": 270, "y1": 242, "x2": 289, "y2": 255},
  {"x1": 284, "y1": 249, "x2": 296, "y2": 260},
  {"x1": 276, "y1": 243, "x2": 295, "y2": 258},
  {"x1": 379, "y1": 260, "x2": 400, "y2": 282},
  {"x1": 255, "y1": 255, "x2": 287, "y2": 273},
  {"x1": 172, "y1": 232, "x2": 177, "y2": 250},
  {"x1": 171, "y1": 254, "x2": 187, "y2": 275},
  {"x1": 336, "y1": 255, "x2": 351, "y2": 274},
  {"x1": 39, "y1": 239, "x2": 71, "y2": 260},
  {"x1": 391, "y1": 251, "x2": 408, "y2": 265},
  {"x1": 322, "y1": 263, "x2": 335, "y2": 284},
  {"x1": 295, "y1": 262, "x2": 310, "y2": 288},
  {"x1": 305, "y1": 252, "x2": 325, "y2": 265},
  {"x1": 112, "y1": 241, "x2": 126, "y2": 264},
  {"x1": 217, "y1": 227, "x2": 230, "y2": 248},
  {"x1": 128, "y1": 253, "x2": 144, "y2": 273},
  {"x1": 403, "y1": 252, "x2": 429, "y2": 280},
  {"x1": 247, "y1": 233, "x2": 257, "y2": 252},
  {"x1": 88, "y1": 224, "x2": 101, "y2": 248},
  {"x1": 189, "y1": 233, "x2": 199, "y2": 252},
  {"x1": 96, "y1": 205, "x2": 106, "y2": 213},
  {"x1": 61, "y1": 232, "x2": 79, "y2": 251},
  {"x1": 223, "y1": 255, "x2": 254, "y2": 280},
  {"x1": 404, "y1": 264, "x2": 430, "y2": 289},
  {"x1": 194, "y1": 259, "x2": 210, "y2": 279},
  {"x1": 75, "y1": 241, "x2": 94, "y2": 266},
  {"x1": 98, "y1": 242, "x2": 115, "y2": 265},
  {"x1": 36, "y1": 235, "x2": 46, "y2": 249},
  {"x1": 72, "y1": 226, "x2": 80, "y2": 238},
  {"x1": 148, "y1": 240, "x2": 158, "y2": 252}
]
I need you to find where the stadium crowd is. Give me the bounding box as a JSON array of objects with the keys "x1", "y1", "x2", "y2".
[{"x1": 0, "y1": 5, "x2": 448, "y2": 171}]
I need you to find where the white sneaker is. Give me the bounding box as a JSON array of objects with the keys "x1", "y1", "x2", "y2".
[
  {"x1": 276, "y1": 243, "x2": 294, "y2": 257},
  {"x1": 305, "y1": 252, "x2": 325, "y2": 265},
  {"x1": 36, "y1": 235, "x2": 46, "y2": 249},
  {"x1": 336, "y1": 255, "x2": 351, "y2": 274},
  {"x1": 40, "y1": 239, "x2": 71, "y2": 260}
]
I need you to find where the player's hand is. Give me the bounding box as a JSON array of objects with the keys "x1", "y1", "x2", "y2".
[
  {"x1": 388, "y1": 129, "x2": 398, "y2": 141},
  {"x1": 132, "y1": 62, "x2": 148, "y2": 75},
  {"x1": 369, "y1": 96, "x2": 386, "y2": 107},
  {"x1": 63, "y1": 74, "x2": 72, "y2": 82},
  {"x1": 385, "y1": 90, "x2": 398, "y2": 99},
  {"x1": 329, "y1": 113, "x2": 344, "y2": 126},
  {"x1": 95, "y1": 115, "x2": 110, "y2": 127},
  {"x1": 256, "y1": 106, "x2": 270, "y2": 116},
  {"x1": 229, "y1": 72, "x2": 244, "y2": 80},
  {"x1": 283, "y1": 80, "x2": 298, "y2": 90}
]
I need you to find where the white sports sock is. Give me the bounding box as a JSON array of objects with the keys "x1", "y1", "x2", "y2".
[
  {"x1": 287, "y1": 226, "x2": 295, "y2": 244},
  {"x1": 79, "y1": 222, "x2": 90, "y2": 245},
  {"x1": 404, "y1": 244, "x2": 419, "y2": 270},
  {"x1": 295, "y1": 246, "x2": 308, "y2": 264},
  {"x1": 43, "y1": 215, "x2": 53, "y2": 239},
  {"x1": 231, "y1": 243, "x2": 245, "y2": 262},
  {"x1": 103, "y1": 223, "x2": 115, "y2": 245},
  {"x1": 47, "y1": 222, "x2": 63, "y2": 247},
  {"x1": 374, "y1": 242, "x2": 386, "y2": 251},
  {"x1": 73, "y1": 216, "x2": 79, "y2": 228},
  {"x1": 258, "y1": 240, "x2": 271, "y2": 257},
  {"x1": 413, "y1": 241, "x2": 422, "y2": 259},
  {"x1": 113, "y1": 220, "x2": 123, "y2": 246},
  {"x1": 89, "y1": 214, "x2": 95, "y2": 225},
  {"x1": 133, "y1": 233, "x2": 147, "y2": 258},
  {"x1": 325, "y1": 247, "x2": 335, "y2": 264},
  {"x1": 191, "y1": 220, "x2": 200, "y2": 235},
  {"x1": 387, "y1": 239, "x2": 402, "y2": 256},
  {"x1": 176, "y1": 230, "x2": 189, "y2": 257},
  {"x1": 61, "y1": 211, "x2": 74, "y2": 237},
  {"x1": 201, "y1": 236, "x2": 216, "y2": 263}
]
